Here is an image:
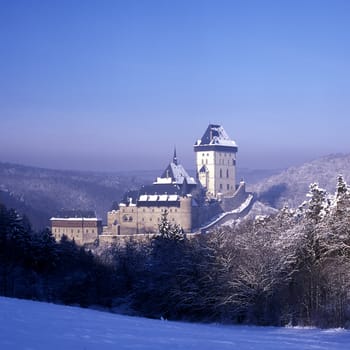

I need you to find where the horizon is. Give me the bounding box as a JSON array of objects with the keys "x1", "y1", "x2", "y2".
[{"x1": 1, "y1": 1, "x2": 349, "y2": 172}]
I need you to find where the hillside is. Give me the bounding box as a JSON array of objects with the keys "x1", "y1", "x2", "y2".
[
  {"x1": 249, "y1": 154, "x2": 350, "y2": 209},
  {"x1": 1, "y1": 297, "x2": 349, "y2": 350},
  {"x1": 0, "y1": 162, "x2": 158, "y2": 229}
]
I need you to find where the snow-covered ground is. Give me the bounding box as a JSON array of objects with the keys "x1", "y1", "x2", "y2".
[{"x1": 1, "y1": 297, "x2": 350, "y2": 350}]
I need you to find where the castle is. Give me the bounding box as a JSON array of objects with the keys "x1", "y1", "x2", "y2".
[{"x1": 51, "y1": 124, "x2": 249, "y2": 244}]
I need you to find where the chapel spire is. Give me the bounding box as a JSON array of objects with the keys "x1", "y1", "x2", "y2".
[{"x1": 173, "y1": 146, "x2": 178, "y2": 165}]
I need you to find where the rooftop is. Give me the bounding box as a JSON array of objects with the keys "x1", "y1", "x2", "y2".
[{"x1": 194, "y1": 124, "x2": 238, "y2": 150}]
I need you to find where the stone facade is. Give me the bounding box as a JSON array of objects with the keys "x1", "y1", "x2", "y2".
[
  {"x1": 194, "y1": 124, "x2": 238, "y2": 198},
  {"x1": 105, "y1": 195, "x2": 194, "y2": 235},
  {"x1": 51, "y1": 217, "x2": 102, "y2": 245}
]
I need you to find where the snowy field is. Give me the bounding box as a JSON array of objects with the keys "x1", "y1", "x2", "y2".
[{"x1": 1, "y1": 297, "x2": 350, "y2": 350}]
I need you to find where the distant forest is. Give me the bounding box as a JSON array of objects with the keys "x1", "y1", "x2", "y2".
[{"x1": 1, "y1": 175, "x2": 350, "y2": 328}]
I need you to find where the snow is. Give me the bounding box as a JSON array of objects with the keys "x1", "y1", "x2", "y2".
[
  {"x1": 50, "y1": 217, "x2": 100, "y2": 221},
  {"x1": 1, "y1": 297, "x2": 350, "y2": 350},
  {"x1": 168, "y1": 194, "x2": 179, "y2": 201}
]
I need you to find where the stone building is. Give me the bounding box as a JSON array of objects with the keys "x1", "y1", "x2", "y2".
[
  {"x1": 50, "y1": 210, "x2": 102, "y2": 245},
  {"x1": 194, "y1": 124, "x2": 238, "y2": 199},
  {"x1": 104, "y1": 150, "x2": 198, "y2": 235}
]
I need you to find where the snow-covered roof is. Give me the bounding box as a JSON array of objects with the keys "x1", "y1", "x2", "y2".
[
  {"x1": 160, "y1": 162, "x2": 197, "y2": 186},
  {"x1": 194, "y1": 124, "x2": 238, "y2": 150},
  {"x1": 158, "y1": 194, "x2": 168, "y2": 201},
  {"x1": 50, "y1": 217, "x2": 101, "y2": 221}
]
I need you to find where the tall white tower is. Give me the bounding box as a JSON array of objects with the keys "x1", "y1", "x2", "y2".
[{"x1": 194, "y1": 124, "x2": 238, "y2": 198}]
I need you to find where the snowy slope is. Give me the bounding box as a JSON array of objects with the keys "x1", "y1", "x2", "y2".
[
  {"x1": 1, "y1": 297, "x2": 350, "y2": 350},
  {"x1": 250, "y1": 153, "x2": 350, "y2": 209}
]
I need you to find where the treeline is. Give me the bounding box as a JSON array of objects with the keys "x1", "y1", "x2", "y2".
[
  {"x1": 0, "y1": 205, "x2": 118, "y2": 307},
  {"x1": 108, "y1": 175, "x2": 350, "y2": 328},
  {"x1": 1, "y1": 176, "x2": 350, "y2": 328}
]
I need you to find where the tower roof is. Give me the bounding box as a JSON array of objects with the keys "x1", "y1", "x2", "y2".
[{"x1": 194, "y1": 124, "x2": 238, "y2": 152}]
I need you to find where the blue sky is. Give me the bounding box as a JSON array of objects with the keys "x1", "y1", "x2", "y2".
[{"x1": 1, "y1": 0, "x2": 349, "y2": 171}]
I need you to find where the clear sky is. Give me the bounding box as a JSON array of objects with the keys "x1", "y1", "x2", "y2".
[{"x1": 1, "y1": 0, "x2": 349, "y2": 171}]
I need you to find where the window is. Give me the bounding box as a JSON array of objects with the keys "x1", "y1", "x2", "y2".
[
  {"x1": 220, "y1": 169, "x2": 222, "y2": 178},
  {"x1": 227, "y1": 184, "x2": 230, "y2": 190},
  {"x1": 71, "y1": 229, "x2": 73, "y2": 233},
  {"x1": 226, "y1": 169, "x2": 229, "y2": 178},
  {"x1": 220, "y1": 184, "x2": 223, "y2": 190},
  {"x1": 86, "y1": 229, "x2": 89, "y2": 233}
]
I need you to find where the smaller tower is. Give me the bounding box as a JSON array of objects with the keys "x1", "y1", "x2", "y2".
[{"x1": 194, "y1": 124, "x2": 238, "y2": 198}]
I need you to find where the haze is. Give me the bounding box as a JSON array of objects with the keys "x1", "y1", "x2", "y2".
[{"x1": 1, "y1": 1, "x2": 349, "y2": 172}]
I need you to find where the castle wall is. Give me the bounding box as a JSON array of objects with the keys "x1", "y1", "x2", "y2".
[
  {"x1": 221, "y1": 181, "x2": 248, "y2": 212},
  {"x1": 105, "y1": 197, "x2": 193, "y2": 235}
]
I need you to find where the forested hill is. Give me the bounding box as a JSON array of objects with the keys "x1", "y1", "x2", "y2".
[
  {"x1": 0, "y1": 162, "x2": 157, "y2": 230},
  {"x1": 250, "y1": 153, "x2": 350, "y2": 209}
]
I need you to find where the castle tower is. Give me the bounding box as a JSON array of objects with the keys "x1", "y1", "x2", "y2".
[{"x1": 194, "y1": 124, "x2": 238, "y2": 198}]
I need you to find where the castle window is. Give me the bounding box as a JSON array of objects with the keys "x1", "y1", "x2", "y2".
[
  {"x1": 220, "y1": 184, "x2": 223, "y2": 190},
  {"x1": 150, "y1": 218, "x2": 152, "y2": 221},
  {"x1": 123, "y1": 215, "x2": 128, "y2": 222},
  {"x1": 128, "y1": 216, "x2": 133, "y2": 222},
  {"x1": 226, "y1": 169, "x2": 229, "y2": 178},
  {"x1": 227, "y1": 184, "x2": 230, "y2": 190},
  {"x1": 220, "y1": 169, "x2": 222, "y2": 178},
  {"x1": 232, "y1": 159, "x2": 236, "y2": 166},
  {"x1": 77, "y1": 229, "x2": 80, "y2": 233},
  {"x1": 86, "y1": 229, "x2": 89, "y2": 233},
  {"x1": 92, "y1": 229, "x2": 95, "y2": 233}
]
